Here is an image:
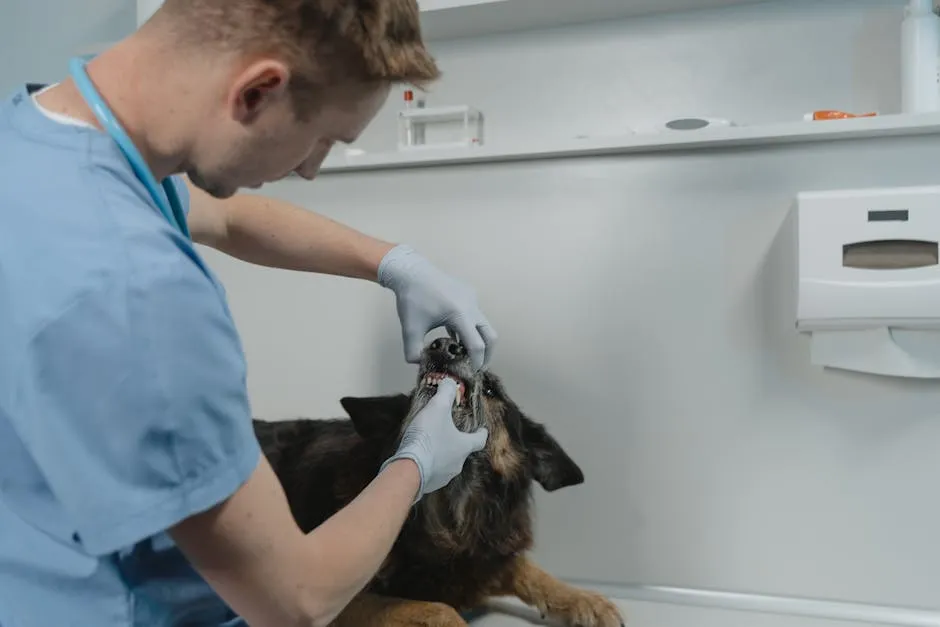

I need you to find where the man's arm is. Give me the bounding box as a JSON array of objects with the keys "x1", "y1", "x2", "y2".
[
  {"x1": 184, "y1": 177, "x2": 499, "y2": 371},
  {"x1": 170, "y1": 455, "x2": 421, "y2": 627},
  {"x1": 185, "y1": 178, "x2": 394, "y2": 281},
  {"x1": 171, "y1": 378, "x2": 485, "y2": 627}
]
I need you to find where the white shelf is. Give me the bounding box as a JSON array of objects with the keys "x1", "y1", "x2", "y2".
[
  {"x1": 317, "y1": 112, "x2": 940, "y2": 175},
  {"x1": 418, "y1": 0, "x2": 774, "y2": 41}
]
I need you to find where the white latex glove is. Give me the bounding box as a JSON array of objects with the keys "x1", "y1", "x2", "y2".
[
  {"x1": 378, "y1": 244, "x2": 497, "y2": 372},
  {"x1": 379, "y1": 379, "x2": 488, "y2": 501}
]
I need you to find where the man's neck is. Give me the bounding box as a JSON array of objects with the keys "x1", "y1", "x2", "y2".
[{"x1": 37, "y1": 36, "x2": 198, "y2": 181}]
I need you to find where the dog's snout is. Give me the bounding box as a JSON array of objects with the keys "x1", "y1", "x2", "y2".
[{"x1": 429, "y1": 337, "x2": 466, "y2": 360}]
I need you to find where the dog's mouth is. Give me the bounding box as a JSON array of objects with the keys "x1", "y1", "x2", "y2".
[
  {"x1": 404, "y1": 338, "x2": 486, "y2": 435},
  {"x1": 414, "y1": 365, "x2": 483, "y2": 433},
  {"x1": 420, "y1": 371, "x2": 468, "y2": 407}
]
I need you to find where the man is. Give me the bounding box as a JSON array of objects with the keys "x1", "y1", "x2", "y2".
[{"x1": 0, "y1": 1, "x2": 496, "y2": 626}]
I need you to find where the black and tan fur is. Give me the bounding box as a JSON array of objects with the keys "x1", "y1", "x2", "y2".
[{"x1": 253, "y1": 337, "x2": 623, "y2": 627}]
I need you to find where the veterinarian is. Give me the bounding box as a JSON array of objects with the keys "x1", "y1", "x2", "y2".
[{"x1": 0, "y1": 2, "x2": 495, "y2": 626}]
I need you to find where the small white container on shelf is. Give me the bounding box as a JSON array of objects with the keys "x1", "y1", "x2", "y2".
[
  {"x1": 397, "y1": 101, "x2": 484, "y2": 151},
  {"x1": 901, "y1": 0, "x2": 940, "y2": 113}
]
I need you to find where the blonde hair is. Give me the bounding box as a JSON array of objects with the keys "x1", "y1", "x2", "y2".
[{"x1": 158, "y1": 0, "x2": 441, "y2": 111}]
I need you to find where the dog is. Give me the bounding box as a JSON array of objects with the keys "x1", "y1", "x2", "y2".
[{"x1": 252, "y1": 337, "x2": 624, "y2": 627}]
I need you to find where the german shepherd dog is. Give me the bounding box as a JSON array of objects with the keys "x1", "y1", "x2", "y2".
[{"x1": 252, "y1": 337, "x2": 624, "y2": 627}]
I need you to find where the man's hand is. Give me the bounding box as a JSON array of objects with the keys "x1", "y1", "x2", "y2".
[
  {"x1": 378, "y1": 245, "x2": 497, "y2": 372},
  {"x1": 379, "y1": 378, "x2": 488, "y2": 500}
]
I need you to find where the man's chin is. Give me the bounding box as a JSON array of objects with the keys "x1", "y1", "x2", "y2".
[
  {"x1": 209, "y1": 187, "x2": 238, "y2": 199},
  {"x1": 187, "y1": 170, "x2": 237, "y2": 199}
]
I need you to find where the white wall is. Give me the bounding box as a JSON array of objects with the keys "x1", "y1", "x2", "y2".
[
  {"x1": 209, "y1": 138, "x2": 940, "y2": 613},
  {"x1": 196, "y1": 0, "x2": 940, "y2": 620},
  {"x1": 0, "y1": 0, "x2": 135, "y2": 94}
]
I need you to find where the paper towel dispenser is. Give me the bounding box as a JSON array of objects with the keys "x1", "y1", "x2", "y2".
[{"x1": 795, "y1": 185, "x2": 940, "y2": 378}]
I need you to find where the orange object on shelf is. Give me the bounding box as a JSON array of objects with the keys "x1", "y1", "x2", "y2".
[{"x1": 805, "y1": 110, "x2": 878, "y2": 121}]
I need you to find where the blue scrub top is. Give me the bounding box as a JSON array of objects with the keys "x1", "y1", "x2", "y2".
[{"x1": 0, "y1": 84, "x2": 262, "y2": 626}]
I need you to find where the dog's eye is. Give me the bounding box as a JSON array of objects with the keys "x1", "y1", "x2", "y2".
[{"x1": 482, "y1": 386, "x2": 497, "y2": 397}]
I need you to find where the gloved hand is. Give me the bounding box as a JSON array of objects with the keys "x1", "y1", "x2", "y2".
[
  {"x1": 378, "y1": 244, "x2": 497, "y2": 372},
  {"x1": 379, "y1": 379, "x2": 488, "y2": 502}
]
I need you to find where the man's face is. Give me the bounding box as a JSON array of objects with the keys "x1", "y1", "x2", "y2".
[{"x1": 186, "y1": 61, "x2": 390, "y2": 199}]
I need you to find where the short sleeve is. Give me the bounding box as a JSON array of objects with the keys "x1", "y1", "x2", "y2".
[{"x1": 17, "y1": 247, "x2": 261, "y2": 557}]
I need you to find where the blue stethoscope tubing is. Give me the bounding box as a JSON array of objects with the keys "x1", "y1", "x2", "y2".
[{"x1": 68, "y1": 57, "x2": 190, "y2": 239}]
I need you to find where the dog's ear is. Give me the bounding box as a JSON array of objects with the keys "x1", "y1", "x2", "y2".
[
  {"x1": 520, "y1": 416, "x2": 584, "y2": 491},
  {"x1": 340, "y1": 394, "x2": 411, "y2": 441}
]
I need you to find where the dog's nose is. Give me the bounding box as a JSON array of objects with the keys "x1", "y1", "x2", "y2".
[{"x1": 428, "y1": 337, "x2": 466, "y2": 361}]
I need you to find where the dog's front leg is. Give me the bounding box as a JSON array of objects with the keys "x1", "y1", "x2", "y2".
[
  {"x1": 487, "y1": 555, "x2": 624, "y2": 627},
  {"x1": 329, "y1": 592, "x2": 469, "y2": 627}
]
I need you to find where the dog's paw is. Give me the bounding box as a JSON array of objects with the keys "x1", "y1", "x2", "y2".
[{"x1": 548, "y1": 590, "x2": 624, "y2": 627}]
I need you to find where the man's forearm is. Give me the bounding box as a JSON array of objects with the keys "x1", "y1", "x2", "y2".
[
  {"x1": 171, "y1": 456, "x2": 421, "y2": 627},
  {"x1": 213, "y1": 192, "x2": 396, "y2": 281},
  {"x1": 300, "y1": 458, "x2": 421, "y2": 612}
]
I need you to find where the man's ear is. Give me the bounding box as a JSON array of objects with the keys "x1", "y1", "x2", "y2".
[
  {"x1": 339, "y1": 394, "x2": 411, "y2": 441},
  {"x1": 520, "y1": 416, "x2": 584, "y2": 491},
  {"x1": 231, "y1": 60, "x2": 289, "y2": 123}
]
